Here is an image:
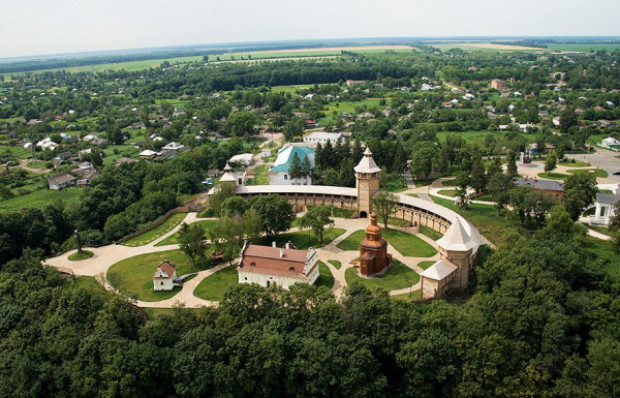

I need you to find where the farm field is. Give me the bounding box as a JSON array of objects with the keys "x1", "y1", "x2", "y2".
[
  {"x1": 0, "y1": 45, "x2": 414, "y2": 77},
  {"x1": 433, "y1": 42, "x2": 541, "y2": 52},
  {"x1": 0, "y1": 187, "x2": 82, "y2": 211},
  {"x1": 436, "y1": 130, "x2": 536, "y2": 145},
  {"x1": 545, "y1": 43, "x2": 620, "y2": 52}
]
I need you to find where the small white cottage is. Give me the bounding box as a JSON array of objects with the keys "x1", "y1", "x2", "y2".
[{"x1": 152, "y1": 260, "x2": 177, "y2": 291}]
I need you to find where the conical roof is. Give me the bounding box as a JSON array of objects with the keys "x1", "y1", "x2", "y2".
[
  {"x1": 436, "y1": 217, "x2": 478, "y2": 252},
  {"x1": 354, "y1": 147, "x2": 381, "y2": 173}
]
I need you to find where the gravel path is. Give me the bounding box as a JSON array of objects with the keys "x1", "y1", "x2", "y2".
[{"x1": 46, "y1": 212, "x2": 456, "y2": 308}]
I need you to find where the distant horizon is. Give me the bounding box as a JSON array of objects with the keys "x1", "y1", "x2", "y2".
[
  {"x1": 2, "y1": 35, "x2": 620, "y2": 63},
  {"x1": 3, "y1": 0, "x2": 619, "y2": 59}
]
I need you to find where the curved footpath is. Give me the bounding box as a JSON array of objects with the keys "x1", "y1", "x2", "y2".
[{"x1": 45, "y1": 213, "x2": 443, "y2": 308}]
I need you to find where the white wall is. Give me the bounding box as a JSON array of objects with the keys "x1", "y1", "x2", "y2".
[
  {"x1": 238, "y1": 265, "x2": 319, "y2": 290},
  {"x1": 153, "y1": 278, "x2": 174, "y2": 291},
  {"x1": 269, "y1": 173, "x2": 313, "y2": 185}
]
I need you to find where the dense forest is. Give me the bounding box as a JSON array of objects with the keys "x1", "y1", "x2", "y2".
[{"x1": 1, "y1": 212, "x2": 620, "y2": 397}]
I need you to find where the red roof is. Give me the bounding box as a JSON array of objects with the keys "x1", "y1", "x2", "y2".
[
  {"x1": 238, "y1": 244, "x2": 315, "y2": 279},
  {"x1": 153, "y1": 260, "x2": 176, "y2": 279}
]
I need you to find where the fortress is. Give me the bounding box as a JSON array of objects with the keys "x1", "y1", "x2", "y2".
[{"x1": 214, "y1": 148, "x2": 481, "y2": 298}]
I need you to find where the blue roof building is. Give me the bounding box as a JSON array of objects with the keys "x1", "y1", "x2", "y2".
[{"x1": 268, "y1": 145, "x2": 315, "y2": 185}]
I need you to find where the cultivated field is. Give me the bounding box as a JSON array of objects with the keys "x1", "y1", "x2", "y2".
[
  {"x1": 1, "y1": 45, "x2": 414, "y2": 77},
  {"x1": 433, "y1": 42, "x2": 541, "y2": 52}
]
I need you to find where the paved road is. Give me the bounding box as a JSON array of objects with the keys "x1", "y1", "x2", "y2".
[{"x1": 565, "y1": 149, "x2": 620, "y2": 183}]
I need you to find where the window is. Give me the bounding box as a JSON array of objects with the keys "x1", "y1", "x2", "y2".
[
  {"x1": 160, "y1": 282, "x2": 164, "y2": 286},
  {"x1": 284, "y1": 174, "x2": 288, "y2": 180},
  {"x1": 250, "y1": 262, "x2": 256, "y2": 266},
  {"x1": 245, "y1": 277, "x2": 247, "y2": 280}
]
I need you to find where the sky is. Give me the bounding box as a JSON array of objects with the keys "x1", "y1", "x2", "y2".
[{"x1": 2, "y1": 0, "x2": 619, "y2": 58}]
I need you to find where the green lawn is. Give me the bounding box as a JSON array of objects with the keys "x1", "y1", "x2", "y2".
[
  {"x1": 0, "y1": 145, "x2": 33, "y2": 160},
  {"x1": 588, "y1": 226, "x2": 610, "y2": 236},
  {"x1": 107, "y1": 249, "x2": 201, "y2": 302},
  {"x1": 442, "y1": 179, "x2": 458, "y2": 186},
  {"x1": 559, "y1": 160, "x2": 590, "y2": 167},
  {"x1": 193, "y1": 265, "x2": 238, "y2": 301},
  {"x1": 337, "y1": 229, "x2": 437, "y2": 257},
  {"x1": 0, "y1": 188, "x2": 82, "y2": 211},
  {"x1": 390, "y1": 290, "x2": 422, "y2": 301},
  {"x1": 345, "y1": 260, "x2": 420, "y2": 292},
  {"x1": 418, "y1": 260, "x2": 436, "y2": 270},
  {"x1": 407, "y1": 193, "x2": 419, "y2": 198},
  {"x1": 431, "y1": 196, "x2": 525, "y2": 247},
  {"x1": 248, "y1": 165, "x2": 269, "y2": 185},
  {"x1": 69, "y1": 276, "x2": 106, "y2": 293},
  {"x1": 388, "y1": 217, "x2": 410, "y2": 227},
  {"x1": 155, "y1": 219, "x2": 218, "y2": 246},
  {"x1": 256, "y1": 228, "x2": 346, "y2": 250},
  {"x1": 315, "y1": 262, "x2": 335, "y2": 290},
  {"x1": 567, "y1": 169, "x2": 608, "y2": 178},
  {"x1": 538, "y1": 169, "x2": 608, "y2": 181},
  {"x1": 584, "y1": 237, "x2": 620, "y2": 276},
  {"x1": 419, "y1": 225, "x2": 444, "y2": 241},
  {"x1": 328, "y1": 260, "x2": 342, "y2": 270},
  {"x1": 538, "y1": 172, "x2": 569, "y2": 180},
  {"x1": 438, "y1": 189, "x2": 457, "y2": 197},
  {"x1": 121, "y1": 213, "x2": 187, "y2": 247},
  {"x1": 68, "y1": 250, "x2": 94, "y2": 261}
]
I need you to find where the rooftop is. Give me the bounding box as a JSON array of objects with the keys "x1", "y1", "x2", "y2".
[
  {"x1": 239, "y1": 243, "x2": 316, "y2": 279},
  {"x1": 420, "y1": 259, "x2": 458, "y2": 280},
  {"x1": 354, "y1": 147, "x2": 381, "y2": 174},
  {"x1": 269, "y1": 145, "x2": 315, "y2": 174}
]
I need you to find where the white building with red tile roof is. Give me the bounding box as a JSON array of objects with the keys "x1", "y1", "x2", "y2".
[
  {"x1": 238, "y1": 241, "x2": 319, "y2": 289},
  {"x1": 152, "y1": 260, "x2": 177, "y2": 291}
]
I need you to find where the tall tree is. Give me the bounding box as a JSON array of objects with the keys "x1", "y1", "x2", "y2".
[
  {"x1": 371, "y1": 191, "x2": 398, "y2": 228},
  {"x1": 544, "y1": 151, "x2": 558, "y2": 174},
  {"x1": 178, "y1": 223, "x2": 207, "y2": 267},
  {"x1": 249, "y1": 195, "x2": 295, "y2": 237},
  {"x1": 563, "y1": 172, "x2": 598, "y2": 220},
  {"x1": 299, "y1": 206, "x2": 334, "y2": 243}
]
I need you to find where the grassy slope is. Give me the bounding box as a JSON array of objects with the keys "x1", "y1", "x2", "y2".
[
  {"x1": 337, "y1": 229, "x2": 437, "y2": 257},
  {"x1": 107, "y1": 249, "x2": 203, "y2": 302},
  {"x1": 121, "y1": 213, "x2": 187, "y2": 247},
  {"x1": 316, "y1": 262, "x2": 335, "y2": 290},
  {"x1": 154, "y1": 219, "x2": 218, "y2": 247},
  {"x1": 0, "y1": 187, "x2": 82, "y2": 211},
  {"x1": 193, "y1": 265, "x2": 238, "y2": 301},
  {"x1": 345, "y1": 260, "x2": 420, "y2": 292}
]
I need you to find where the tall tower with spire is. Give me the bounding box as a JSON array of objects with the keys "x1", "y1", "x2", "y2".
[{"x1": 354, "y1": 147, "x2": 381, "y2": 218}]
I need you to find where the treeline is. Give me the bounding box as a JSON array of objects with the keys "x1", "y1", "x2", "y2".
[
  {"x1": 1, "y1": 214, "x2": 619, "y2": 397},
  {"x1": 0, "y1": 142, "x2": 251, "y2": 264}
]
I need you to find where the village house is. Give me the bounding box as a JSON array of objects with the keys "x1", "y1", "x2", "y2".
[
  {"x1": 237, "y1": 241, "x2": 320, "y2": 289},
  {"x1": 219, "y1": 163, "x2": 247, "y2": 186},
  {"x1": 490, "y1": 79, "x2": 508, "y2": 91},
  {"x1": 228, "y1": 153, "x2": 254, "y2": 167},
  {"x1": 268, "y1": 145, "x2": 315, "y2": 185},
  {"x1": 161, "y1": 142, "x2": 185, "y2": 152},
  {"x1": 303, "y1": 131, "x2": 345, "y2": 146},
  {"x1": 138, "y1": 149, "x2": 158, "y2": 160},
  {"x1": 589, "y1": 189, "x2": 620, "y2": 226},
  {"x1": 601, "y1": 137, "x2": 620, "y2": 151},
  {"x1": 152, "y1": 260, "x2": 177, "y2": 291},
  {"x1": 48, "y1": 173, "x2": 76, "y2": 190}
]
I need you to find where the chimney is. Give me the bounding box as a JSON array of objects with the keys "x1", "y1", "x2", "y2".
[
  {"x1": 280, "y1": 249, "x2": 285, "y2": 258},
  {"x1": 272, "y1": 241, "x2": 276, "y2": 247}
]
